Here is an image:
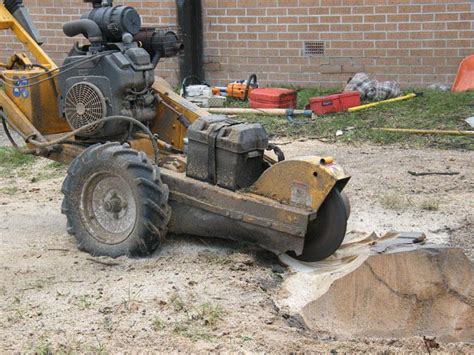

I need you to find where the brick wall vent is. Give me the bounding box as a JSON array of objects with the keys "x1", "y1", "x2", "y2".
[{"x1": 304, "y1": 41, "x2": 325, "y2": 56}]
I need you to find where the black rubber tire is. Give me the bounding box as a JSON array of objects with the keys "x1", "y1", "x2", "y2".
[
  {"x1": 340, "y1": 190, "x2": 351, "y2": 219},
  {"x1": 296, "y1": 189, "x2": 347, "y2": 262},
  {"x1": 61, "y1": 142, "x2": 171, "y2": 257}
]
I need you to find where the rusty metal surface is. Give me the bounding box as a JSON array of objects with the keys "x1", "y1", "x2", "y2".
[
  {"x1": 161, "y1": 168, "x2": 312, "y2": 254},
  {"x1": 160, "y1": 155, "x2": 186, "y2": 173},
  {"x1": 40, "y1": 139, "x2": 310, "y2": 254},
  {"x1": 40, "y1": 139, "x2": 84, "y2": 164},
  {"x1": 128, "y1": 137, "x2": 155, "y2": 156},
  {"x1": 162, "y1": 168, "x2": 311, "y2": 236},
  {"x1": 41, "y1": 141, "x2": 310, "y2": 254},
  {"x1": 6, "y1": 53, "x2": 33, "y2": 68},
  {"x1": 168, "y1": 202, "x2": 304, "y2": 254},
  {"x1": 250, "y1": 156, "x2": 350, "y2": 211}
]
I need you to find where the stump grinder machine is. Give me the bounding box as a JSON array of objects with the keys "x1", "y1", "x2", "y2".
[{"x1": 0, "y1": 0, "x2": 351, "y2": 261}]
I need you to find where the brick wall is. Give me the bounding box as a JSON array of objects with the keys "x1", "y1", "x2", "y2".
[
  {"x1": 0, "y1": 0, "x2": 472, "y2": 88},
  {"x1": 202, "y1": 0, "x2": 474, "y2": 88},
  {"x1": 0, "y1": 0, "x2": 179, "y2": 84}
]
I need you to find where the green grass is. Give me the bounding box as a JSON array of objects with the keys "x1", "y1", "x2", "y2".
[
  {"x1": 31, "y1": 339, "x2": 53, "y2": 355},
  {"x1": 46, "y1": 161, "x2": 64, "y2": 169},
  {"x1": 0, "y1": 147, "x2": 36, "y2": 177},
  {"x1": 172, "y1": 322, "x2": 215, "y2": 341},
  {"x1": 419, "y1": 198, "x2": 440, "y2": 211},
  {"x1": 0, "y1": 147, "x2": 66, "y2": 179},
  {"x1": 75, "y1": 295, "x2": 93, "y2": 310},
  {"x1": 152, "y1": 316, "x2": 166, "y2": 331},
  {"x1": 0, "y1": 147, "x2": 36, "y2": 169},
  {"x1": 380, "y1": 193, "x2": 408, "y2": 211},
  {"x1": 35, "y1": 161, "x2": 67, "y2": 180},
  {"x1": 166, "y1": 292, "x2": 224, "y2": 342},
  {"x1": 169, "y1": 293, "x2": 186, "y2": 312},
  {"x1": 227, "y1": 89, "x2": 474, "y2": 150},
  {"x1": 0, "y1": 185, "x2": 18, "y2": 195},
  {"x1": 380, "y1": 193, "x2": 441, "y2": 212},
  {"x1": 191, "y1": 303, "x2": 223, "y2": 327}
]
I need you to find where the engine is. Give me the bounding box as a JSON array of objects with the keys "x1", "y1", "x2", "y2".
[{"x1": 58, "y1": 0, "x2": 182, "y2": 140}]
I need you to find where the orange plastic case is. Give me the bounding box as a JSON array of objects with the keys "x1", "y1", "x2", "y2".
[
  {"x1": 249, "y1": 88, "x2": 297, "y2": 109},
  {"x1": 452, "y1": 55, "x2": 474, "y2": 92}
]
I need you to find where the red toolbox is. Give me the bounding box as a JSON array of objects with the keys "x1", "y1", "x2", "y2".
[
  {"x1": 249, "y1": 88, "x2": 297, "y2": 109},
  {"x1": 340, "y1": 91, "x2": 361, "y2": 110},
  {"x1": 308, "y1": 91, "x2": 360, "y2": 115}
]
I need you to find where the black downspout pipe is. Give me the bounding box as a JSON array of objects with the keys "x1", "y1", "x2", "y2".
[{"x1": 176, "y1": 0, "x2": 204, "y2": 81}]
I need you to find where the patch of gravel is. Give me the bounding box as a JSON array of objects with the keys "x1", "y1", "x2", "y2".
[
  {"x1": 0, "y1": 125, "x2": 22, "y2": 147},
  {"x1": 0, "y1": 139, "x2": 472, "y2": 352}
]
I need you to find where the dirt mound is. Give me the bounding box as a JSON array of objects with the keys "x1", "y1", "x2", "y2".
[{"x1": 278, "y1": 234, "x2": 473, "y2": 342}]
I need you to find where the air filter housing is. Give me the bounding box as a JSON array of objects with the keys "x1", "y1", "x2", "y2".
[
  {"x1": 64, "y1": 82, "x2": 106, "y2": 136},
  {"x1": 81, "y1": 5, "x2": 141, "y2": 42}
]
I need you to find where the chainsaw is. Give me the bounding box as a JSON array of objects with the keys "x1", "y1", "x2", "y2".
[
  {"x1": 216, "y1": 74, "x2": 258, "y2": 101},
  {"x1": 180, "y1": 75, "x2": 226, "y2": 108}
]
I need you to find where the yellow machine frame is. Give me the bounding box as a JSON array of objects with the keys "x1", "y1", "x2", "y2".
[{"x1": 0, "y1": 4, "x2": 350, "y2": 257}]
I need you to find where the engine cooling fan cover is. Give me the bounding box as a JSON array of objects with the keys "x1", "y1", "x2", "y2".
[{"x1": 64, "y1": 82, "x2": 107, "y2": 136}]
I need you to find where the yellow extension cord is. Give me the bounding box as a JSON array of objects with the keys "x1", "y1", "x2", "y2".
[{"x1": 348, "y1": 93, "x2": 418, "y2": 112}]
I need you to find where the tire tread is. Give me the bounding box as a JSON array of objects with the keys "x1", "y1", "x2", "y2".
[{"x1": 61, "y1": 142, "x2": 171, "y2": 257}]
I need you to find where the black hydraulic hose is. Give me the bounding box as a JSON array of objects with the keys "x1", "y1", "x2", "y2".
[
  {"x1": 31, "y1": 63, "x2": 59, "y2": 97},
  {"x1": 25, "y1": 116, "x2": 160, "y2": 164},
  {"x1": 0, "y1": 111, "x2": 18, "y2": 148},
  {"x1": 0, "y1": 110, "x2": 36, "y2": 154},
  {"x1": 0, "y1": 112, "x2": 159, "y2": 162},
  {"x1": 0, "y1": 50, "x2": 118, "y2": 85},
  {"x1": 31, "y1": 63, "x2": 48, "y2": 71},
  {"x1": 0, "y1": 54, "x2": 108, "y2": 88}
]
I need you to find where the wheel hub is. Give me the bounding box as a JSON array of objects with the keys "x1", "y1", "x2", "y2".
[
  {"x1": 103, "y1": 191, "x2": 128, "y2": 218},
  {"x1": 80, "y1": 173, "x2": 137, "y2": 244}
]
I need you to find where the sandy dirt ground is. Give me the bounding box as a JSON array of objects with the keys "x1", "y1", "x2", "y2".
[{"x1": 0, "y1": 139, "x2": 472, "y2": 353}]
